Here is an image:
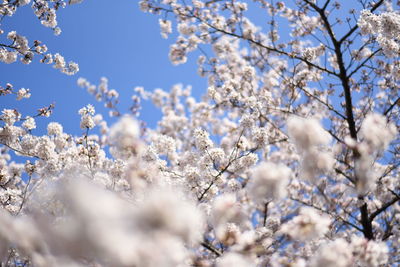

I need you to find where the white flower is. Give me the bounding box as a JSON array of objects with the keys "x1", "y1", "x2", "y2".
[
  {"x1": 1, "y1": 109, "x2": 20, "y2": 125},
  {"x1": 53, "y1": 53, "x2": 66, "y2": 70},
  {"x1": 77, "y1": 77, "x2": 88, "y2": 87},
  {"x1": 7, "y1": 31, "x2": 29, "y2": 54},
  {"x1": 0, "y1": 49, "x2": 17, "y2": 64},
  {"x1": 217, "y1": 252, "x2": 254, "y2": 267},
  {"x1": 79, "y1": 104, "x2": 96, "y2": 129},
  {"x1": 360, "y1": 113, "x2": 396, "y2": 152},
  {"x1": 287, "y1": 116, "x2": 331, "y2": 150},
  {"x1": 47, "y1": 122, "x2": 63, "y2": 136},
  {"x1": 358, "y1": 10, "x2": 400, "y2": 57},
  {"x1": 22, "y1": 116, "x2": 36, "y2": 130},
  {"x1": 135, "y1": 186, "x2": 205, "y2": 244},
  {"x1": 78, "y1": 104, "x2": 95, "y2": 116},
  {"x1": 358, "y1": 10, "x2": 380, "y2": 35},
  {"x1": 80, "y1": 115, "x2": 94, "y2": 129},
  {"x1": 193, "y1": 128, "x2": 213, "y2": 151},
  {"x1": 17, "y1": 0, "x2": 31, "y2": 6},
  {"x1": 159, "y1": 19, "x2": 172, "y2": 39},
  {"x1": 309, "y1": 238, "x2": 352, "y2": 267},
  {"x1": 53, "y1": 27, "x2": 62, "y2": 36},
  {"x1": 108, "y1": 116, "x2": 141, "y2": 158},
  {"x1": 280, "y1": 207, "x2": 331, "y2": 241},
  {"x1": 351, "y1": 236, "x2": 389, "y2": 267},
  {"x1": 20, "y1": 135, "x2": 38, "y2": 152},
  {"x1": 248, "y1": 162, "x2": 291, "y2": 202},
  {"x1": 169, "y1": 44, "x2": 187, "y2": 65},
  {"x1": 211, "y1": 194, "x2": 244, "y2": 228},
  {"x1": 63, "y1": 61, "x2": 79, "y2": 75},
  {"x1": 150, "y1": 134, "x2": 176, "y2": 155},
  {"x1": 35, "y1": 136, "x2": 56, "y2": 160},
  {"x1": 287, "y1": 116, "x2": 333, "y2": 179},
  {"x1": 193, "y1": 0, "x2": 205, "y2": 9},
  {"x1": 16, "y1": 88, "x2": 31, "y2": 100},
  {"x1": 40, "y1": 9, "x2": 57, "y2": 28},
  {"x1": 363, "y1": 241, "x2": 389, "y2": 267},
  {"x1": 68, "y1": 0, "x2": 84, "y2": 4}
]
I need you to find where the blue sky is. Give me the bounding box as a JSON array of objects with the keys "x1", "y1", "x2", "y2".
[{"x1": 0, "y1": 0, "x2": 207, "y2": 135}]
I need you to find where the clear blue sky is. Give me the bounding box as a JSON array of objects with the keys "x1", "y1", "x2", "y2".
[{"x1": 0, "y1": 0, "x2": 207, "y2": 135}]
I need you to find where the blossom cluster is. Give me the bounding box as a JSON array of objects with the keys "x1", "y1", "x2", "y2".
[
  {"x1": 358, "y1": 10, "x2": 400, "y2": 57},
  {"x1": 0, "y1": 1, "x2": 80, "y2": 74}
]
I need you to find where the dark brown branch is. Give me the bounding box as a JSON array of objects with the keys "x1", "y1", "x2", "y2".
[
  {"x1": 304, "y1": 0, "x2": 376, "y2": 240},
  {"x1": 263, "y1": 202, "x2": 270, "y2": 227},
  {"x1": 312, "y1": 1, "x2": 358, "y2": 139},
  {"x1": 290, "y1": 196, "x2": 363, "y2": 232},
  {"x1": 297, "y1": 86, "x2": 347, "y2": 120},
  {"x1": 348, "y1": 48, "x2": 382, "y2": 78},
  {"x1": 383, "y1": 96, "x2": 400, "y2": 116},
  {"x1": 201, "y1": 241, "x2": 222, "y2": 257},
  {"x1": 1, "y1": 143, "x2": 42, "y2": 159},
  {"x1": 181, "y1": 6, "x2": 338, "y2": 76},
  {"x1": 369, "y1": 194, "x2": 400, "y2": 222},
  {"x1": 334, "y1": 167, "x2": 355, "y2": 184},
  {"x1": 322, "y1": 0, "x2": 331, "y2": 11},
  {"x1": 16, "y1": 175, "x2": 32, "y2": 215},
  {"x1": 359, "y1": 201, "x2": 374, "y2": 240},
  {"x1": 0, "y1": 43, "x2": 18, "y2": 49}
]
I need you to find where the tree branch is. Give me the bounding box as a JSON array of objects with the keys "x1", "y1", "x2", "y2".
[
  {"x1": 201, "y1": 241, "x2": 222, "y2": 257},
  {"x1": 369, "y1": 194, "x2": 400, "y2": 222}
]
